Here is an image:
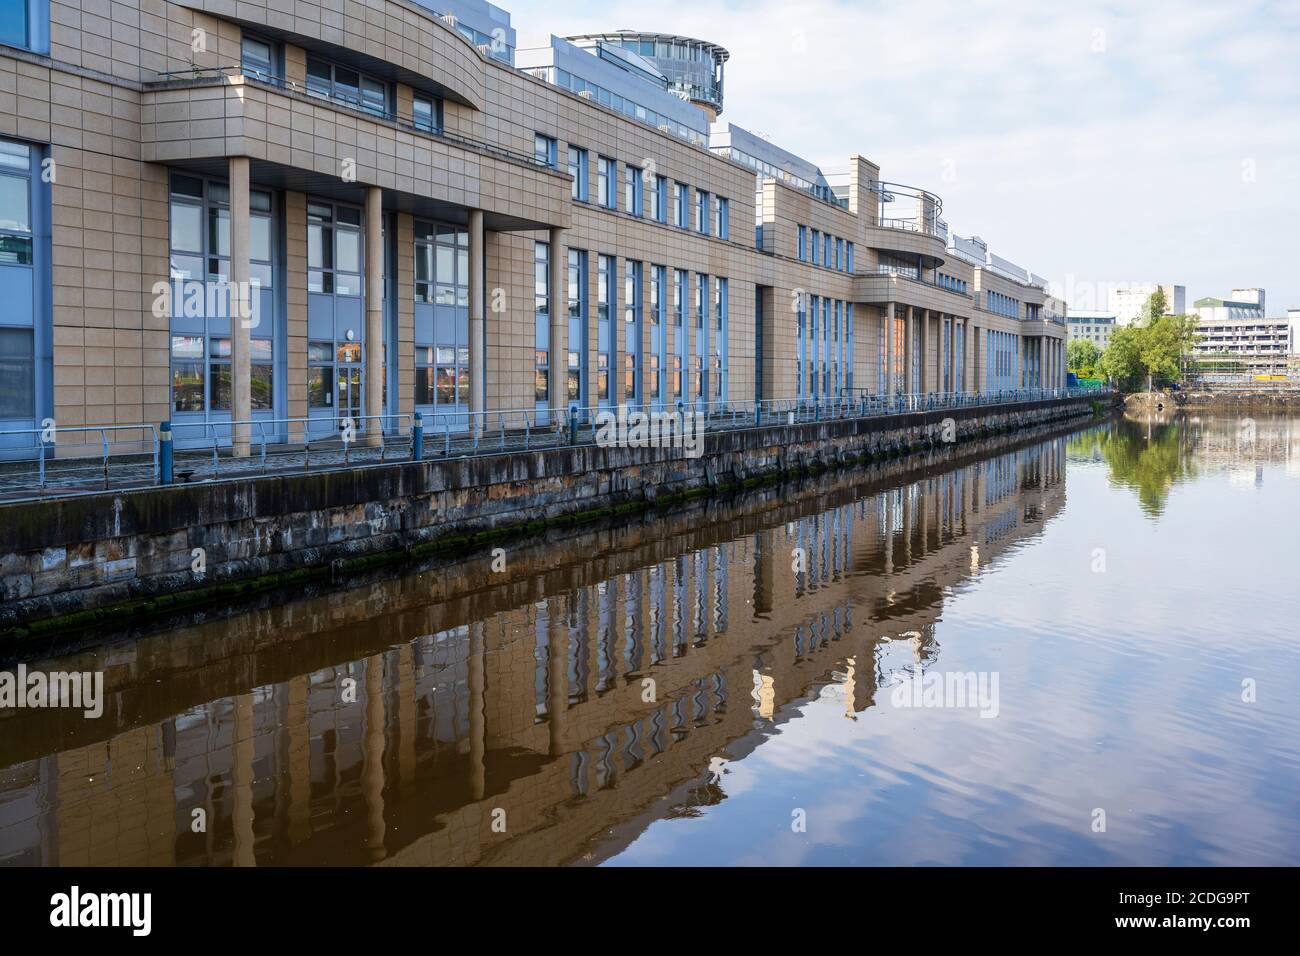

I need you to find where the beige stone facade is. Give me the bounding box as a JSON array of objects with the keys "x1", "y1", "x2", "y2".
[{"x1": 0, "y1": 0, "x2": 1067, "y2": 449}]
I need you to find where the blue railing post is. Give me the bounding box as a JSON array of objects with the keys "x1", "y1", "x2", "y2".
[
  {"x1": 412, "y1": 412, "x2": 424, "y2": 460},
  {"x1": 159, "y1": 421, "x2": 174, "y2": 485},
  {"x1": 568, "y1": 402, "x2": 579, "y2": 445}
]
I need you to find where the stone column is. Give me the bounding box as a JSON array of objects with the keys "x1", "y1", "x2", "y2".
[
  {"x1": 548, "y1": 228, "x2": 566, "y2": 423},
  {"x1": 951, "y1": 316, "x2": 961, "y2": 395},
  {"x1": 904, "y1": 306, "x2": 915, "y2": 397},
  {"x1": 958, "y1": 318, "x2": 967, "y2": 392},
  {"x1": 229, "y1": 157, "x2": 251, "y2": 456},
  {"x1": 365, "y1": 186, "x2": 383, "y2": 441},
  {"x1": 885, "y1": 303, "x2": 895, "y2": 397},
  {"x1": 919, "y1": 309, "x2": 930, "y2": 393},
  {"x1": 468, "y1": 209, "x2": 485, "y2": 432}
]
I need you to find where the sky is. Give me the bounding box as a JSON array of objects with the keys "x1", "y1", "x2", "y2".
[{"x1": 507, "y1": 0, "x2": 1300, "y2": 314}]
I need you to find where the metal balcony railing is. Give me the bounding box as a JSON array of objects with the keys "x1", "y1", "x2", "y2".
[{"x1": 0, "y1": 388, "x2": 1109, "y2": 502}]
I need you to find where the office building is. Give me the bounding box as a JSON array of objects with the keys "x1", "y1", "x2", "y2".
[
  {"x1": 1067, "y1": 311, "x2": 1117, "y2": 350},
  {"x1": 0, "y1": 3, "x2": 1067, "y2": 456}
]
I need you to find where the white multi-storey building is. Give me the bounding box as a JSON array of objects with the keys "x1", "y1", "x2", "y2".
[{"x1": 1110, "y1": 284, "x2": 1186, "y2": 326}]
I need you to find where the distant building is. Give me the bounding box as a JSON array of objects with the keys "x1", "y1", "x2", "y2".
[
  {"x1": 1192, "y1": 290, "x2": 1293, "y2": 376},
  {"x1": 1067, "y1": 311, "x2": 1117, "y2": 350},
  {"x1": 1110, "y1": 284, "x2": 1186, "y2": 325}
]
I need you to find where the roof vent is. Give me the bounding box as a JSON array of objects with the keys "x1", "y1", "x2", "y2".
[{"x1": 578, "y1": 90, "x2": 594, "y2": 99}]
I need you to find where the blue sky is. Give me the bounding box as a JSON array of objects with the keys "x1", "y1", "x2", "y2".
[{"x1": 509, "y1": 0, "x2": 1300, "y2": 313}]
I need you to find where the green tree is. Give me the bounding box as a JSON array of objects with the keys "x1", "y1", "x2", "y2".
[
  {"x1": 1100, "y1": 325, "x2": 1143, "y2": 387},
  {"x1": 1135, "y1": 287, "x2": 1168, "y2": 327},
  {"x1": 1067, "y1": 338, "x2": 1100, "y2": 374},
  {"x1": 1138, "y1": 312, "x2": 1199, "y2": 391}
]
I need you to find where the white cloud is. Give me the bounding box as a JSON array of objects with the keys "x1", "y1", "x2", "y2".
[{"x1": 510, "y1": 0, "x2": 1300, "y2": 308}]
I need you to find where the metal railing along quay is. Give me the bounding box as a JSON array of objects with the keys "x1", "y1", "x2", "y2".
[{"x1": 0, "y1": 387, "x2": 1108, "y2": 502}]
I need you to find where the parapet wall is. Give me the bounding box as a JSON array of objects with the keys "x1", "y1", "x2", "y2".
[{"x1": 0, "y1": 397, "x2": 1095, "y2": 636}]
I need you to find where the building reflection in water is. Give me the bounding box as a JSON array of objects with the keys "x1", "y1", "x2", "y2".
[{"x1": 0, "y1": 437, "x2": 1067, "y2": 867}]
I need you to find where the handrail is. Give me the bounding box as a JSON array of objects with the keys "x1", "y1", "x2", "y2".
[
  {"x1": 0, "y1": 390, "x2": 1108, "y2": 499},
  {"x1": 0, "y1": 424, "x2": 158, "y2": 490}
]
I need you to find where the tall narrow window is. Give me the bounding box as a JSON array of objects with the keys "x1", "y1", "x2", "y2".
[
  {"x1": 624, "y1": 260, "x2": 642, "y2": 402},
  {"x1": 534, "y1": 241, "x2": 550, "y2": 403},
  {"x1": 598, "y1": 157, "x2": 617, "y2": 209},
  {"x1": 652, "y1": 175, "x2": 668, "y2": 222},
  {"x1": 568, "y1": 146, "x2": 588, "y2": 201},
  {"x1": 714, "y1": 277, "x2": 727, "y2": 399},
  {"x1": 567, "y1": 249, "x2": 587, "y2": 403},
  {"x1": 715, "y1": 197, "x2": 729, "y2": 239},
  {"x1": 624, "y1": 163, "x2": 643, "y2": 216},
  {"x1": 597, "y1": 255, "x2": 614, "y2": 404}
]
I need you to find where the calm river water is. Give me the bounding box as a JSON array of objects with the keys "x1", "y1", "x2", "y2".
[{"x1": 2, "y1": 412, "x2": 1298, "y2": 866}]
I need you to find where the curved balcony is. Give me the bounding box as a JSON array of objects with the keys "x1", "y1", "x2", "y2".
[
  {"x1": 860, "y1": 180, "x2": 948, "y2": 267},
  {"x1": 170, "y1": 0, "x2": 488, "y2": 111}
]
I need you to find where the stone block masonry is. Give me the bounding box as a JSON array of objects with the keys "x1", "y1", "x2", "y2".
[{"x1": 0, "y1": 397, "x2": 1097, "y2": 639}]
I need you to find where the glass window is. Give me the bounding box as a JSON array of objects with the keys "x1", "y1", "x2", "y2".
[
  {"x1": 598, "y1": 157, "x2": 616, "y2": 209},
  {"x1": 306, "y1": 58, "x2": 331, "y2": 98},
  {"x1": 335, "y1": 229, "x2": 360, "y2": 274},
  {"x1": 241, "y1": 36, "x2": 275, "y2": 81},
  {"x1": 334, "y1": 67, "x2": 360, "y2": 107},
  {"x1": 0, "y1": 0, "x2": 29, "y2": 50},
  {"x1": 0, "y1": 172, "x2": 29, "y2": 241},
  {"x1": 695, "y1": 190, "x2": 709, "y2": 234},
  {"x1": 359, "y1": 76, "x2": 386, "y2": 117},
  {"x1": 534, "y1": 133, "x2": 557, "y2": 169},
  {"x1": 0, "y1": 326, "x2": 35, "y2": 419},
  {"x1": 413, "y1": 95, "x2": 440, "y2": 132},
  {"x1": 308, "y1": 367, "x2": 333, "y2": 408},
  {"x1": 568, "y1": 146, "x2": 588, "y2": 201}
]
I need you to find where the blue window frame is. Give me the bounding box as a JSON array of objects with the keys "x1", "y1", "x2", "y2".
[
  {"x1": 568, "y1": 146, "x2": 589, "y2": 201},
  {"x1": 598, "y1": 157, "x2": 617, "y2": 209},
  {"x1": 674, "y1": 182, "x2": 689, "y2": 228},
  {"x1": 624, "y1": 163, "x2": 643, "y2": 216},
  {"x1": 534, "y1": 134, "x2": 557, "y2": 170},
  {"x1": 1, "y1": 0, "x2": 46, "y2": 53},
  {"x1": 240, "y1": 34, "x2": 278, "y2": 82}
]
